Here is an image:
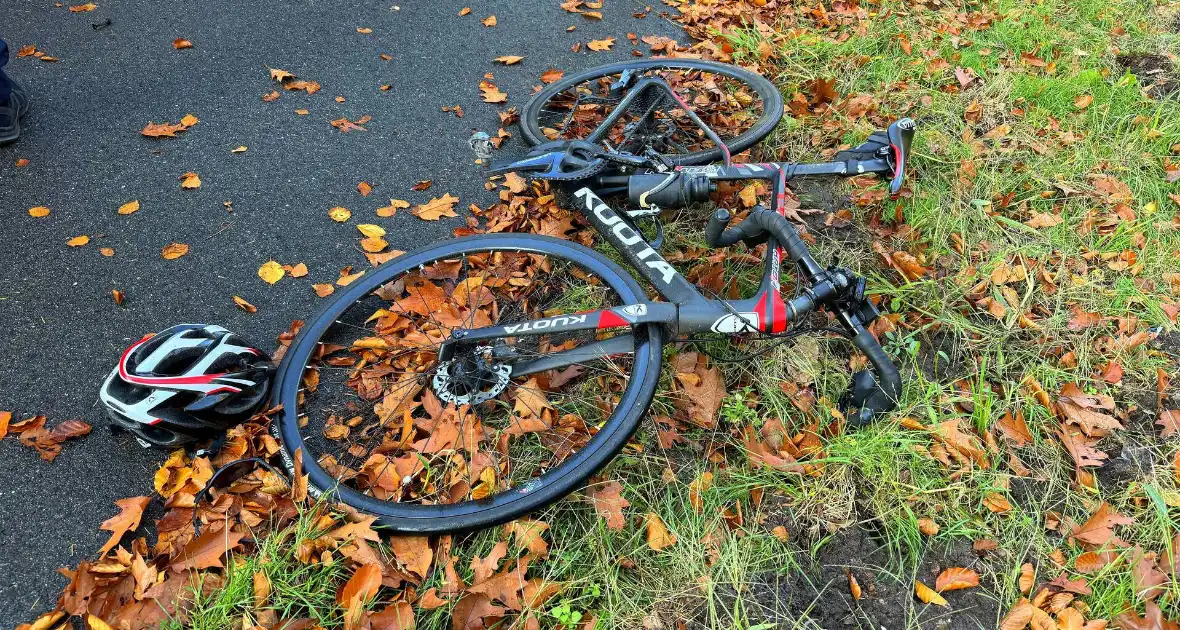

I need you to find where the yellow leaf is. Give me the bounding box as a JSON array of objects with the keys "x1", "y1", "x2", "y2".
[
  {"x1": 738, "y1": 184, "x2": 758, "y2": 207},
  {"x1": 68, "y1": 2, "x2": 97, "y2": 11},
  {"x1": 180, "y1": 114, "x2": 199, "y2": 128},
  {"x1": 161, "y1": 243, "x2": 189, "y2": 259},
  {"x1": 338, "y1": 271, "x2": 365, "y2": 286},
  {"x1": 914, "y1": 580, "x2": 948, "y2": 606},
  {"x1": 329, "y1": 207, "x2": 352, "y2": 222},
  {"x1": 479, "y1": 80, "x2": 508, "y2": 103},
  {"x1": 482, "y1": 14, "x2": 497, "y2": 26},
  {"x1": 357, "y1": 224, "x2": 386, "y2": 238},
  {"x1": 87, "y1": 614, "x2": 114, "y2": 630},
  {"x1": 645, "y1": 512, "x2": 677, "y2": 550},
  {"x1": 495, "y1": 55, "x2": 525, "y2": 64},
  {"x1": 471, "y1": 466, "x2": 497, "y2": 499},
  {"x1": 361, "y1": 236, "x2": 388, "y2": 252},
  {"x1": 258, "y1": 260, "x2": 285, "y2": 284},
  {"x1": 232, "y1": 296, "x2": 257, "y2": 313},
  {"x1": 117, "y1": 200, "x2": 140, "y2": 215},
  {"x1": 67, "y1": 235, "x2": 90, "y2": 247},
  {"x1": 232, "y1": 146, "x2": 248, "y2": 153},
  {"x1": 179, "y1": 172, "x2": 201, "y2": 189},
  {"x1": 587, "y1": 38, "x2": 615, "y2": 51},
  {"x1": 295, "y1": 108, "x2": 309, "y2": 115},
  {"x1": 28, "y1": 206, "x2": 50, "y2": 217},
  {"x1": 313, "y1": 283, "x2": 335, "y2": 297}
]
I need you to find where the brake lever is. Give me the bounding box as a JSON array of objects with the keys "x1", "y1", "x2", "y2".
[{"x1": 886, "y1": 118, "x2": 916, "y2": 196}]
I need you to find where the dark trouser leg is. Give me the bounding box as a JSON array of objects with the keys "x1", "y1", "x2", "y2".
[{"x1": 0, "y1": 39, "x2": 11, "y2": 104}]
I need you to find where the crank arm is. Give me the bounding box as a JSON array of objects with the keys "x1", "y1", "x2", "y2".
[{"x1": 508, "y1": 335, "x2": 635, "y2": 378}]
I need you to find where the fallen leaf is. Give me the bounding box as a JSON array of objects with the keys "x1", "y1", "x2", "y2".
[
  {"x1": 482, "y1": 15, "x2": 497, "y2": 26},
  {"x1": 356, "y1": 27, "x2": 373, "y2": 34},
  {"x1": 1158, "y1": 410, "x2": 1180, "y2": 437},
  {"x1": 67, "y1": 235, "x2": 90, "y2": 247},
  {"x1": 495, "y1": 55, "x2": 525, "y2": 64},
  {"x1": 258, "y1": 260, "x2": 285, "y2": 284},
  {"x1": 179, "y1": 172, "x2": 201, "y2": 189},
  {"x1": 848, "y1": 573, "x2": 862, "y2": 600},
  {"x1": 28, "y1": 206, "x2": 50, "y2": 217},
  {"x1": 172, "y1": 38, "x2": 192, "y2": 49},
  {"x1": 540, "y1": 68, "x2": 564, "y2": 84},
  {"x1": 161, "y1": 243, "x2": 189, "y2": 260},
  {"x1": 98, "y1": 496, "x2": 151, "y2": 554},
  {"x1": 357, "y1": 224, "x2": 386, "y2": 238},
  {"x1": 313, "y1": 283, "x2": 335, "y2": 297},
  {"x1": 361, "y1": 237, "x2": 388, "y2": 252},
  {"x1": 232, "y1": 296, "x2": 257, "y2": 313},
  {"x1": 1074, "y1": 94, "x2": 1094, "y2": 110},
  {"x1": 15, "y1": 158, "x2": 29, "y2": 167},
  {"x1": 983, "y1": 492, "x2": 1012, "y2": 514},
  {"x1": 288, "y1": 262, "x2": 308, "y2": 277},
  {"x1": 459, "y1": 7, "x2": 471, "y2": 15},
  {"x1": 935, "y1": 567, "x2": 979, "y2": 592},
  {"x1": 329, "y1": 207, "x2": 353, "y2": 222},
  {"x1": 1070, "y1": 503, "x2": 1133, "y2": 546},
  {"x1": 413, "y1": 193, "x2": 460, "y2": 220},
  {"x1": 68, "y1": 2, "x2": 97, "y2": 12},
  {"x1": 918, "y1": 518, "x2": 940, "y2": 536},
  {"x1": 645, "y1": 512, "x2": 677, "y2": 550},
  {"x1": 262, "y1": 90, "x2": 280, "y2": 102},
  {"x1": 339, "y1": 563, "x2": 383, "y2": 605},
  {"x1": 915, "y1": 580, "x2": 948, "y2": 606},
  {"x1": 100, "y1": 247, "x2": 114, "y2": 257},
  {"x1": 588, "y1": 480, "x2": 629, "y2": 530},
  {"x1": 170, "y1": 526, "x2": 248, "y2": 571},
  {"x1": 377, "y1": 199, "x2": 410, "y2": 217},
  {"x1": 117, "y1": 200, "x2": 140, "y2": 215},
  {"x1": 480, "y1": 80, "x2": 508, "y2": 103},
  {"x1": 771, "y1": 525, "x2": 789, "y2": 542},
  {"x1": 587, "y1": 37, "x2": 615, "y2": 51},
  {"x1": 358, "y1": 181, "x2": 373, "y2": 197}
]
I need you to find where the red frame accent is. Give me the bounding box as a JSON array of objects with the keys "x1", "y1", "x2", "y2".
[
  {"x1": 596, "y1": 310, "x2": 629, "y2": 329},
  {"x1": 116, "y1": 338, "x2": 240, "y2": 390}
]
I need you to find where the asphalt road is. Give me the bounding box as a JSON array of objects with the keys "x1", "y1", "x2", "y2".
[{"x1": 0, "y1": 1, "x2": 682, "y2": 623}]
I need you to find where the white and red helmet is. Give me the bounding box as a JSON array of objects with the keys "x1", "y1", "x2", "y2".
[{"x1": 99, "y1": 324, "x2": 272, "y2": 447}]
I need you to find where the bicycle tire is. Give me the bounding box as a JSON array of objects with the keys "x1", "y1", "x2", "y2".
[
  {"x1": 271, "y1": 234, "x2": 665, "y2": 533},
  {"x1": 521, "y1": 59, "x2": 784, "y2": 165}
]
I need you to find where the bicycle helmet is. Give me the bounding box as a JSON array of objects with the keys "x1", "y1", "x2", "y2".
[{"x1": 99, "y1": 324, "x2": 272, "y2": 448}]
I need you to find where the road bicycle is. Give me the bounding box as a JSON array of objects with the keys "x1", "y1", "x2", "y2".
[{"x1": 270, "y1": 59, "x2": 914, "y2": 532}]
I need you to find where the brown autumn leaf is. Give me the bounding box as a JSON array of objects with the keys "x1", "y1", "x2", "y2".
[
  {"x1": 28, "y1": 206, "x2": 50, "y2": 217},
  {"x1": 480, "y1": 80, "x2": 508, "y2": 103},
  {"x1": 50, "y1": 419, "x2": 91, "y2": 442},
  {"x1": 540, "y1": 68, "x2": 564, "y2": 84},
  {"x1": 413, "y1": 193, "x2": 460, "y2": 220},
  {"x1": 587, "y1": 38, "x2": 615, "y2": 51},
  {"x1": 389, "y1": 535, "x2": 433, "y2": 578},
  {"x1": 1070, "y1": 502, "x2": 1133, "y2": 546},
  {"x1": 412, "y1": 179, "x2": 433, "y2": 191},
  {"x1": 918, "y1": 518, "x2": 940, "y2": 536},
  {"x1": 509, "y1": 519, "x2": 550, "y2": 557},
  {"x1": 1056, "y1": 607, "x2": 1084, "y2": 630},
  {"x1": 1075, "y1": 550, "x2": 1115, "y2": 574},
  {"x1": 1057, "y1": 382, "x2": 1122, "y2": 437},
  {"x1": 1024, "y1": 212, "x2": 1063, "y2": 229},
  {"x1": 358, "y1": 181, "x2": 373, "y2": 197},
  {"x1": 1114, "y1": 601, "x2": 1180, "y2": 630},
  {"x1": 982, "y1": 492, "x2": 1012, "y2": 514},
  {"x1": 588, "y1": 480, "x2": 629, "y2": 530},
  {"x1": 495, "y1": 55, "x2": 525, "y2": 65},
  {"x1": 338, "y1": 563, "x2": 383, "y2": 605},
  {"x1": 100, "y1": 247, "x2": 114, "y2": 257},
  {"x1": 232, "y1": 296, "x2": 257, "y2": 313},
  {"x1": 287, "y1": 262, "x2": 308, "y2": 278},
  {"x1": 645, "y1": 512, "x2": 677, "y2": 550},
  {"x1": 935, "y1": 567, "x2": 980, "y2": 592},
  {"x1": 69, "y1": 2, "x2": 97, "y2": 11},
  {"x1": 482, "y1": 14, "x2": 497, "y2": 26},
  {"x1": 111, "y1": 289, "x2": 125, "y2": 306},
  {"x1": 891, "y1": 251, "x2": 929, "y2": 281},
  {"x1": 999, "y1": 601, "x2": 1035, "y2": 630},
  {"x1": 262, "y1": 90, "x2": 280, "y2": 102},
  {"x1": 171, "y1": 526, "x2": 248, "y2": 571},
  {"x1": 1074, "y1": 94, "x2": 1094, "y2": 110},
  {"x1": 671, "y1": 352, "x2": 725, "y2": 429},
  {"x1": 914, "y1": 580, "x2": 948, "y2": 606},
  {"x1": 1018, "y1": 562, "x2": 1035, "y2": 593},
  {"x1": 173, "y1": 38, "x2": 193, "y2": 49},
  {"x1": 377, "y1": 199, "x2": 410, "y2": 217},
  {"x1": 98, "y1": 496, "x2": 151, "y2": 554},
  {"x1": 161, "y1": 243, "x2": 189, "y2": 260},
  {"x1": 459, "y1": 7, "x2": 471, "y2": 15},
  {"x1": 1158, "y1": 410, "x2": 1180, "y2": 437},
  {"x1": 313, "y1": 283, "x2": 335, "y2": 297},
  {"x1": 996, "y1": 410, "x2": 1033, "y2": 447}
]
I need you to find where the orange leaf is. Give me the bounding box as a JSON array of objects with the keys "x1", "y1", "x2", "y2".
[
  {"x1": 645, "y1": 512, "x2": 677, "y2": 550},
  {"x1": 98, "y1": 496, "x2": 151, "y2": 554},
  {"x1": 1069, "y1": 502, "x2": 1133, "y2": 546},
  {"x1": 358, "y1": 181, "x2": 373, "y2": 197},
  {"x1": 389, "y1": 535, "x2": 433, "y2": 578},
  {"x1": 179, "y1": 172, "x2": 201, "y2": 188},
  {"x1": 918, "y1": 518, "x2": 940, "y2": 536},
  {"x1": 495, "y1": 55, "x2": 525, "y2": 65},
  {"x1": 935, "y1": 567, "x2": 979, "y2": 592},
  {"x1": 479, "y1": 80, "x2": 508, "y2": 103},
  {"x1": 67, "y1": 235, "x2": 90, "y2": 247},
  {"x1": 69, "y1": 2, "x2": 97, "y2": 12},
  {"x1": 914, "y1": 580, "x2": 948, "y2": 606},
  {"x1": 1018, "y1": 562, "x2": 1035, "y2": 593},
  {"x1": 998, "y1": 601, "x2": 1034, "y2": 630},
  {"x1": 313, "y1": 283, "x2": 335, "y2": 297},
  {"x1": 111, "y1": 289, "x2": 125, "y2": 306},
  {"x1": 117, "y1": 200, "x2": 140, "y2": 215},
  {"x1": 540, "y1": 68, "x2": 564, "y2": 84},
  {"x1": 1074, "y1": 94, "x2": 1094, "y2": 110},
  {"x1": 982, "y1": 492, "x2": 1012, "y2": 514},
  {"x1": 412, "y1": 193, "x2": 460, "y2": 220},
  {"x1": 28, "y1": 206, "x2": 50, "y2": 217},
  {"x1": 171, "y1": 526, "x2": 247, "y2": 571},
  {"x1": 848, "y1": 573, "x2": 862, "y2": 600},
  {"x1": 338, "y1": 563, "x2": 383, "y2": 605},
  {"x1": 232, "y1": 296, "x2": 257, "y2": 313},
  {"x1": 587, "y1": 38, "x2": 615, "y2": 51},
  {"x1": 161, "y1": 243, "x2": 189, "y2": 260},
  {"x1": 482, "y1": 15, "x2": 497, "y2": 26},
  {"x1": 172, "y1": 38, "x2": 192, "y2": 49},
  {"x1": 588, "y1": 480, "x2": 629, "y2": 530}
]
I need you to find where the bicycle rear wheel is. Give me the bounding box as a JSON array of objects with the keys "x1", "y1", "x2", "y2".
[
  {"x1": 521, "y1": 59, "x2": 784, "y2": 165},
  {"x1": 272, "y1": 234, "x2": 664, "y2": 533}
]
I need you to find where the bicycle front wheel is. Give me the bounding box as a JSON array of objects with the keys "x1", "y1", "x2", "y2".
[{"x1": 272, "y1": 234, "x2": 664, "y2": 532}]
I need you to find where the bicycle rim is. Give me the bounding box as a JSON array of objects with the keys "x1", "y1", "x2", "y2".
[
  {"x1": 272, "y1": 234, "x2": 664, "y2": 532},
  {"x1": 521, "y1": 59, "x2": 784, "y2": 165}
]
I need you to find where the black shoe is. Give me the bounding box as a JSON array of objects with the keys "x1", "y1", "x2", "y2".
[{"x1": 0, "y1": 80, "x2": 29, "y2": 145}]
